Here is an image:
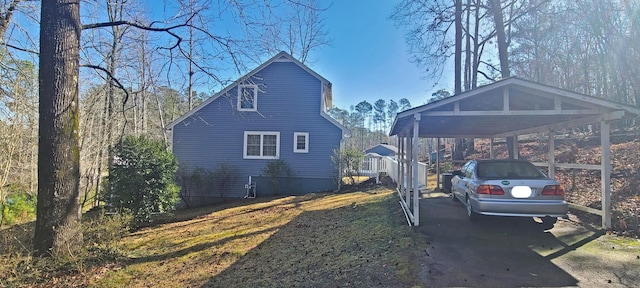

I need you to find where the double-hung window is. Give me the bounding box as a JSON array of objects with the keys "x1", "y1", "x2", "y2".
[
  {"x1": 238, "y1": 84, "x2": 257, "y2": 111},
  {"x1": 293, "y1": 132, "x2": 309, "y2": 153},
  {"x1": 244, "y1": 131, "x2": 279, "y2": 159}
]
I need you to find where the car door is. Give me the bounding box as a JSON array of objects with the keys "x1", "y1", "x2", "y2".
[
  {"x1": 452, "y1": 161, "x2": 471, "y2": 200},
  {"x1": 464, "y1": 161, "x2": 478, "y2": 198}
]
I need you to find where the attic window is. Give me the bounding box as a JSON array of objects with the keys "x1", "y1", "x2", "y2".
[{"x1": 238, "y1": 84, "x2": 257, "y2": 111}]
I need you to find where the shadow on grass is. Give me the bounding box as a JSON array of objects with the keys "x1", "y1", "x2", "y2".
[
  {"x1": 127, "y1": 226, "x2": 281, "y2": 265},
  {"x1": 132, "y1": 193, "x2": 332, "y2": 236},
  {"x1": 413, "y1": 191, "x2": 610, "y2": 287},
  {"x1": 199, "y1": 191, "x2": 422, "y2": 287}
]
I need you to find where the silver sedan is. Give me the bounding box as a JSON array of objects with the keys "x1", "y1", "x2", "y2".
[{"x1": 451, "y1": 159, "x2": 568, "y2": 225}]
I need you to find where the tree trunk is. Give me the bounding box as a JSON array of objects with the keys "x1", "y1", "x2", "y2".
[
  {"x1": 464, "y1": 0, "x2": 471, "y2": 92},
  {"x1": 489, "y1": 0, "x2": 515, "y2": 159},
  {"x1": 34, "y1": 0, "x2": 82, "y2": 257},
  {"x1": 452, "y1": 0, "x2": 466, "y2": 160},
  {"x1": 490, "y1": 0, "x2": 510, "y2": 79},
  {"x1": 454, "y1": 0, "x2": 462, "y2": 95}
]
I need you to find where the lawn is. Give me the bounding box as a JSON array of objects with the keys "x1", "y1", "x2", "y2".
[{"x1": 2, "y1": 186, "x2": 427, "y2": 287}]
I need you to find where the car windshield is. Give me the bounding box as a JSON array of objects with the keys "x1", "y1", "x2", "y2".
[{"x1": 476, "y1": 161, "x2": 546, "y2": 179}]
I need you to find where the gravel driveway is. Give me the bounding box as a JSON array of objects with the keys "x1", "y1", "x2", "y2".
[{"x1": 413, "y1": 191, "x2": 640, "y2": 287}]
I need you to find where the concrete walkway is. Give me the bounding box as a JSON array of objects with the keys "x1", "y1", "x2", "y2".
[{"x1": 412, "y1": 190, "x2": 640, "y2": 287}]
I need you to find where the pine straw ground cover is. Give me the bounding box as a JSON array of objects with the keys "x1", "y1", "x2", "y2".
[{"x1": 1, "y1": 186, "x2": 428, "y2": 287}]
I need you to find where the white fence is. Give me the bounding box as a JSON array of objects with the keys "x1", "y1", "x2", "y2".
[
  {"x1": 361, "y1": 156, "x2": 429, "y2": 188},
  {"x1": 360, "y1": 157, "x2": 388, "y2": 178}
]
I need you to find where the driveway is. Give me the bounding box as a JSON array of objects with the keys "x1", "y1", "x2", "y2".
[{"x1": 413, "y1": 191, "x2": 640, "y2": 287}]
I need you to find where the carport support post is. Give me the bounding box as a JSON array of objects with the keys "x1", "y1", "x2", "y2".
[
  {"x1": 490, "y1": 138, "x2": 495, "y2": 159},
  {"x1": 512, "y1": 135, "x2": 519, "y2": 159},
  {"x1": 548, "y1": 130, "x2": 555, "y2": 179},
  {"x1": 412, "y1": 114, "x2": 421, "y2": 226},
  {"x1": 601, "y1": 120, "x2": 611, "y2": 229},
  {"x1": 406, "y1": 136, "x2": 413, "y2": 205},
  {"x1": 397, "y1": 136, "x2": 403, "y2": 192},
  {"x1": 402, "y1": 137, "x2": 409, "y2": 205},
  {"x1": 375, "y1": 157, "x2": 380, "y2": 184},
  {"x1": 436, "y1": 138, "x2": 441, "y2": 190}
]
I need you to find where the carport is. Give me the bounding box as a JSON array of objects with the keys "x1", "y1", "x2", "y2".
[{"x1": 389, "y1": 77, "x2": 640, "y2": 228}]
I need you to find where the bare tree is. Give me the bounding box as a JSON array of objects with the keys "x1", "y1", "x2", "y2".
[
  {"x1": 511, "y1": 0, "x2": 640, "y2": 109},
  {"x1": 237, "y1": 0, "x2": 330, "y2": 64},
  {"x1": 488, "y1": 0, "x2": 515, "y2": 158},
  {"x1": 0, "y1": 58, "x2": 38, "y2": 226},
  {"x1": 391, "y1": 0, "x2": 456, "y2": 82},
  {"x1": 1, "y1": 0, "x2": 39, "y2": 52},
  {"x1": 0, "y1": 0, "x2": 21, "y2": 37},
  {"x1": 281, "y1": 0, "x2": 330, "y2": 64},
  {"x1": 488, "y1": 0, "x2": 510, "y2": 79}
]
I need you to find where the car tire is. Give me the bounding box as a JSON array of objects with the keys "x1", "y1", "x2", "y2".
[
  {"x1": 451, "y1": 191, "x2": 458, "y2": 202},
  {"x1": 541, "y1": 216, "x2": 557, "y2": 228},
  {"x1": 466, "y1": 197, "x2": 479, "y2": 221}
]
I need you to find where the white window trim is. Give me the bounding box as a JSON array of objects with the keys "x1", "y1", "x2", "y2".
[
  {"x1": 237, "y1": 84, "x2": 258, "y2": 111},
  {"x1": 293, "y1": 132, "x2": 309, "y2": 153},
  {"x1": 243, "y1": 131, "x2": 280, "y2": 159}
]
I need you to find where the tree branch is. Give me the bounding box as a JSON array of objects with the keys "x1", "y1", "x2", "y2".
[
  {"x1": 1, "y1": 42, "x2": 38, "y2": 54},
  {"x1": 81, "y1": 64, "x2": 130, "y2": 106}
]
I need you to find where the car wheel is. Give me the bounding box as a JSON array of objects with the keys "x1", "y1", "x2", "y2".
[
  {"x1": 541, "y1": 216, "x2": 557, "y2": 228},
  {"x1": 466, "y1": 197, "x2": 479, "y2": 221},
  {"x1": 451, "y1": 191, "x2": 458, "y2": 202}
]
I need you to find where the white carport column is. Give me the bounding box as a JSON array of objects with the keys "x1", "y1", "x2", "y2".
[
  {"x1": 436, "y1": 138, "x2": 441, "y2": 190},
  {"x1": 375, "y1": 157, "x2": 380, "y2": 184},
  {"x1": 513, "y1": 135, "x2": 519, "y2": 159},
  {"x1": 601, "y1": 120, "x2": 611, "y2": 229},
  {"x1": 490, "y1": 138, "x2": 495, "y2": 159},
  {"x1": 548, "y1": 130, "x2": 555, "y2": 179},
  {"x1": 412, "y1": 114, "x2": 421, "y2": 226},
  {"x1": 406, "y1": 135, "x2": 413, "y2": 204},
  {"x1": 397, "y1": 136, "x2": 403, "y2": 193},
  {"x1": 404, "y1": 137, "x2": 410, "y2": 204}
]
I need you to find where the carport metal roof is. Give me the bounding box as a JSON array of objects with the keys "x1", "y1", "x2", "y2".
[{"x1": 389, "y1": 77, "x2": 640, "y2": 228}]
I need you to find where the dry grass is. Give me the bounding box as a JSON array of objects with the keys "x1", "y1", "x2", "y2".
[
  {"x1": 426, "y1": 174, "x2": 438, "y2": 190},
  {"x1": 2, "y1": 186, "x2": 427, "y2": 287},
  {"x1": 341, "y1": 175, "x2": 370, "y2": 185},
  {"x1": 95, "y1": 187, "x2": 424, "y2": 287}
]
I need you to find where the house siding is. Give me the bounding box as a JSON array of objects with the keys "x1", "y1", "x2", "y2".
[{"x1": 172, "y1": 61, "x2": 342, "y2": 200}]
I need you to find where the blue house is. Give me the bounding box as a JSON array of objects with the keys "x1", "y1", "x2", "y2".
[{"x1": 167, "y1": 52, "x2": 349, "y2": 201}]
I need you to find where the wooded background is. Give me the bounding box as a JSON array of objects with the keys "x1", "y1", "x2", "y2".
[{"x1": 1, "y1": 0, "x2": 639, "y2": 246}]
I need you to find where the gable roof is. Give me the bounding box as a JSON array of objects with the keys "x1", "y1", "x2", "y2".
[
  {"x1": 364, "y1": 143, "x2": 398, "y2": 154},
  {"x1": 167, "y1": 51, "x2": 337, "y2": 130},
  {"x1": 364, "y1": 152, "x2": 383, "y2": 158},
  {"x1": 390, "y1": 77, "x2": 640, "y2": 138}
]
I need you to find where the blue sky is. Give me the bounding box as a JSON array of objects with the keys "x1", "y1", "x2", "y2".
[
  {"x1": 147, "y1": 0, "x2": 454, "y2": 110},
  {"x1": 11, "y1": 0, "x2": 452, "y2": 111},
  {"x1": 311, "y1": 0, "x2": 453, "y2": 110}
]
